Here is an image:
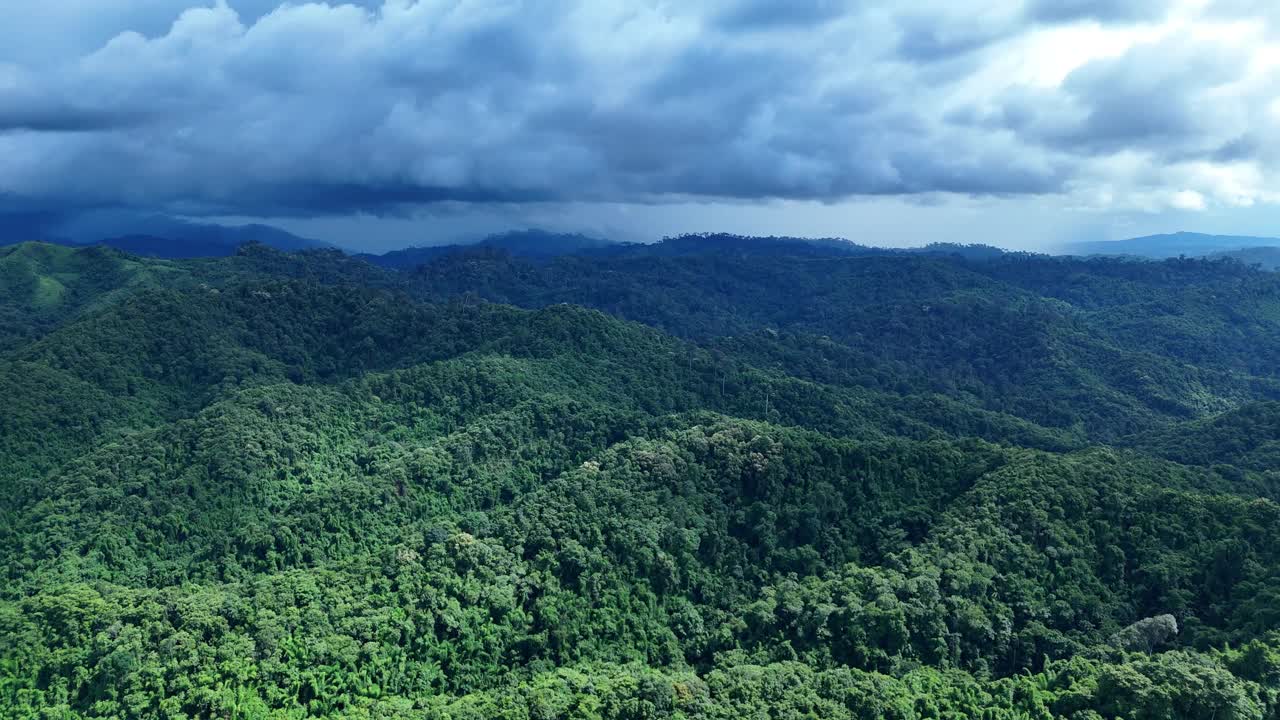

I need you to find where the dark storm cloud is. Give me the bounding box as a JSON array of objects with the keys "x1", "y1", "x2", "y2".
[
  {"x1": 0, "y1": 105, "x2": 147, "y2": 133},
  {"x1": 240, "y1": 182, "x2": 562, "y2": 217},
  {"x1": 0, "y1": 0, "x2": 1275, "y2": 219},
  {"x1": 0, "y1": 65, "x2": 153, "y2": 132}
]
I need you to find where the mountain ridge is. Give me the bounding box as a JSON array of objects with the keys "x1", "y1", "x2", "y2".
[
  {"x1": 1063, "y1": 231, "x2": 1280, "y2": 259},
  {"x1": 0, "y1": 212, "x2": 328, "y2": 257},
  {"x1": 3, "y1": 239, "x2": 1280, "y2": 719}
]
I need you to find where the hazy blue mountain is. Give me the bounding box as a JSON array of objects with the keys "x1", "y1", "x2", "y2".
[
  {"x1": 602, "y1": 232, "x2": 874, "y2": 258},
  {"x1": 364, "y1": 229, "x2": 616, "y2": 268},
  {"x1": 0, "y1": 210, "x2": 327, "y2": 257},
  {"x1": 89, "y1": 235, "x2": 231, "y2": 258},
  {"x1": 483, "y1": 229, "x2": 615, "y2": 256},
  {"x1": 367, "y1": 232, "x2": 872, "y2": 271},
  {"x1": 906, "y1": 242, "x2": 1011, "y2": 260},
  {"x1": 1063, "y1": 231, "x2": 1280, "y2": 258},
  {"x1": 1210, "y1": 246, "x2": 1280, "y2": 270},
  {"x1": 367, "y1": 232, "x2": 1019, "y2": 270},
  {"x1": 599, "y1": 235, "x2": 1016, "y2": 261},
  {"x1": 0, "y1": 211, "x2": 74, "y2": 246},
  {"x1": 359, "y1": 244, "x2": 454, "y2": 268},
  {"x1": 96, "y1": 224, "x2": 325, "y2": 257}
]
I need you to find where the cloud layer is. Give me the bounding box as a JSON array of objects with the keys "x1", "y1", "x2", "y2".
[{"x1": 0, "y1": 0, "x2": 1276, "y2": 219}]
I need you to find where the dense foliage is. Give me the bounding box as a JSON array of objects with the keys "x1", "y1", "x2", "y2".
[{"x1": 3, "y1": 238, "x2": 1280, "y2": 718}]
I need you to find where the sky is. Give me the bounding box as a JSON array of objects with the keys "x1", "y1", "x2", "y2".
[{"x1": 1, "y1": 0, "x2": 1278, "y2": 252}]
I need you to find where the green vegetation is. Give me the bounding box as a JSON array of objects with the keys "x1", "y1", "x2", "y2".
[{"x1": 3, "y1": 238, "x2": 1280, "y2": 718}]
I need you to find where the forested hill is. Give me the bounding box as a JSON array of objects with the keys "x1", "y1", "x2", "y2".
[
  {"x1": 3, "y1": 238, "x2": 1280, "y2": 719},
  {"x1": 405, "y1": 243, "x2": 1280, "y2": 440}
]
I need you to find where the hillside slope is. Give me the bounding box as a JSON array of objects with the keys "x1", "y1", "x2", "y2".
[
  {"x1": 407, "y1": 246, "x2": 1280, "y2": 439},
  {"x1": 2, "y1": 241, "x2": 1280, "y2": 719}
]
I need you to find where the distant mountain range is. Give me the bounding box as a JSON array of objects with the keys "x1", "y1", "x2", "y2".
[
  {"x1": 1210, "y1": 246, "x2": 1280, "y2": 270},
  {"x1": 360, "y1": 229, "x2": 617, "y2": 268},
  {"x1": 0, "y1": 215, "x2": 1042, "y2": 266},
  {"x1": 0, "y1": 212, "x2": 328, "y2": 257},
  {"x1": 4, "y1": 211, "x2": 1278, "y2": 270},
  {"x1": 91, "y1": 224, "x2": 326, "y2": 258},
  {"x1": 1062, "y1": 231, "x2": 1280, "y2": 259},
  {"x1": 365, "y1": 232, "x2": 1013, "y2": 269}
]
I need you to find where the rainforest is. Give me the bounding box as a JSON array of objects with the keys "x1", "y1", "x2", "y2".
[{"x1": 3, "y1": 236, "x2": 1280, "y2": 719}]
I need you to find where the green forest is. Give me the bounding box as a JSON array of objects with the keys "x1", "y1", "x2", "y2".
[{"x1": 4, "y1": 237, "x2": 1280, "y2": 719}]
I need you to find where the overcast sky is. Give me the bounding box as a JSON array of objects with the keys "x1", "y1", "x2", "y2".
[{"x1": 2, "y1": 0, "x2": 1278, "y2": 251}]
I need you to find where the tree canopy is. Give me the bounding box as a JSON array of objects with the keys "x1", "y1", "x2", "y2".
[{"x1": 3, "y1": 239, "x2": 1280, "y2": 718}]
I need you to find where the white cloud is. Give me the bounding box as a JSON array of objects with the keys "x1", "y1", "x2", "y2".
[{"x1": 1170, "y1": 189, "x2": 1208, "y2": 210}]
